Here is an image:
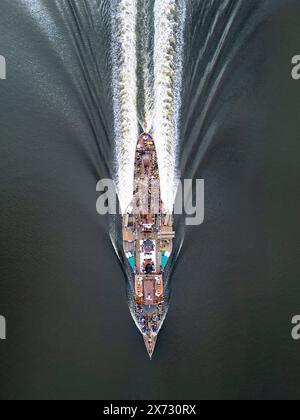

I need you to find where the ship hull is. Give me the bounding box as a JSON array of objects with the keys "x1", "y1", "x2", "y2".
[{"x1": 122, "y1": 133, "x2": 175, "y2": 358}]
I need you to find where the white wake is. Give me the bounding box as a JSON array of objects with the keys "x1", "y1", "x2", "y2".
[
  {"x1": 111, "y1": 0, "x2": 186, "y2": 214},
  {"x1": 111, "y1": 0, "x2": 139, "y2": 214},
  {"x1": 153, "y1": 0, "x2": 186, "y2": 212}
]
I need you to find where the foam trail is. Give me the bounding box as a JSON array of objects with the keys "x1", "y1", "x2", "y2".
[
  {"x1": 152, "y1": 0, "x2": 186, "y2": 212},
  {"x1": 136, "y1": 0, "x2": 154, "y2": 129},
  {"x1": 111, "y1": 0, "x2": 139, "y2": 214}
]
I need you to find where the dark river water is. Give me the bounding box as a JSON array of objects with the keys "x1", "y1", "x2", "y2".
[{"x1": 0, "y1": 0, "x2": 300, "y2": 400}]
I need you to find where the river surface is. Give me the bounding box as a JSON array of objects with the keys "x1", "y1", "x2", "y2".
[{"x1": 0, "y1": 0, "x2": 300, "y2": 400}]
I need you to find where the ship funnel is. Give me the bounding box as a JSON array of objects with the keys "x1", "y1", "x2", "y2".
[{"x1": 143, "y1": 333, "x2": 158, "y2": 360}]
